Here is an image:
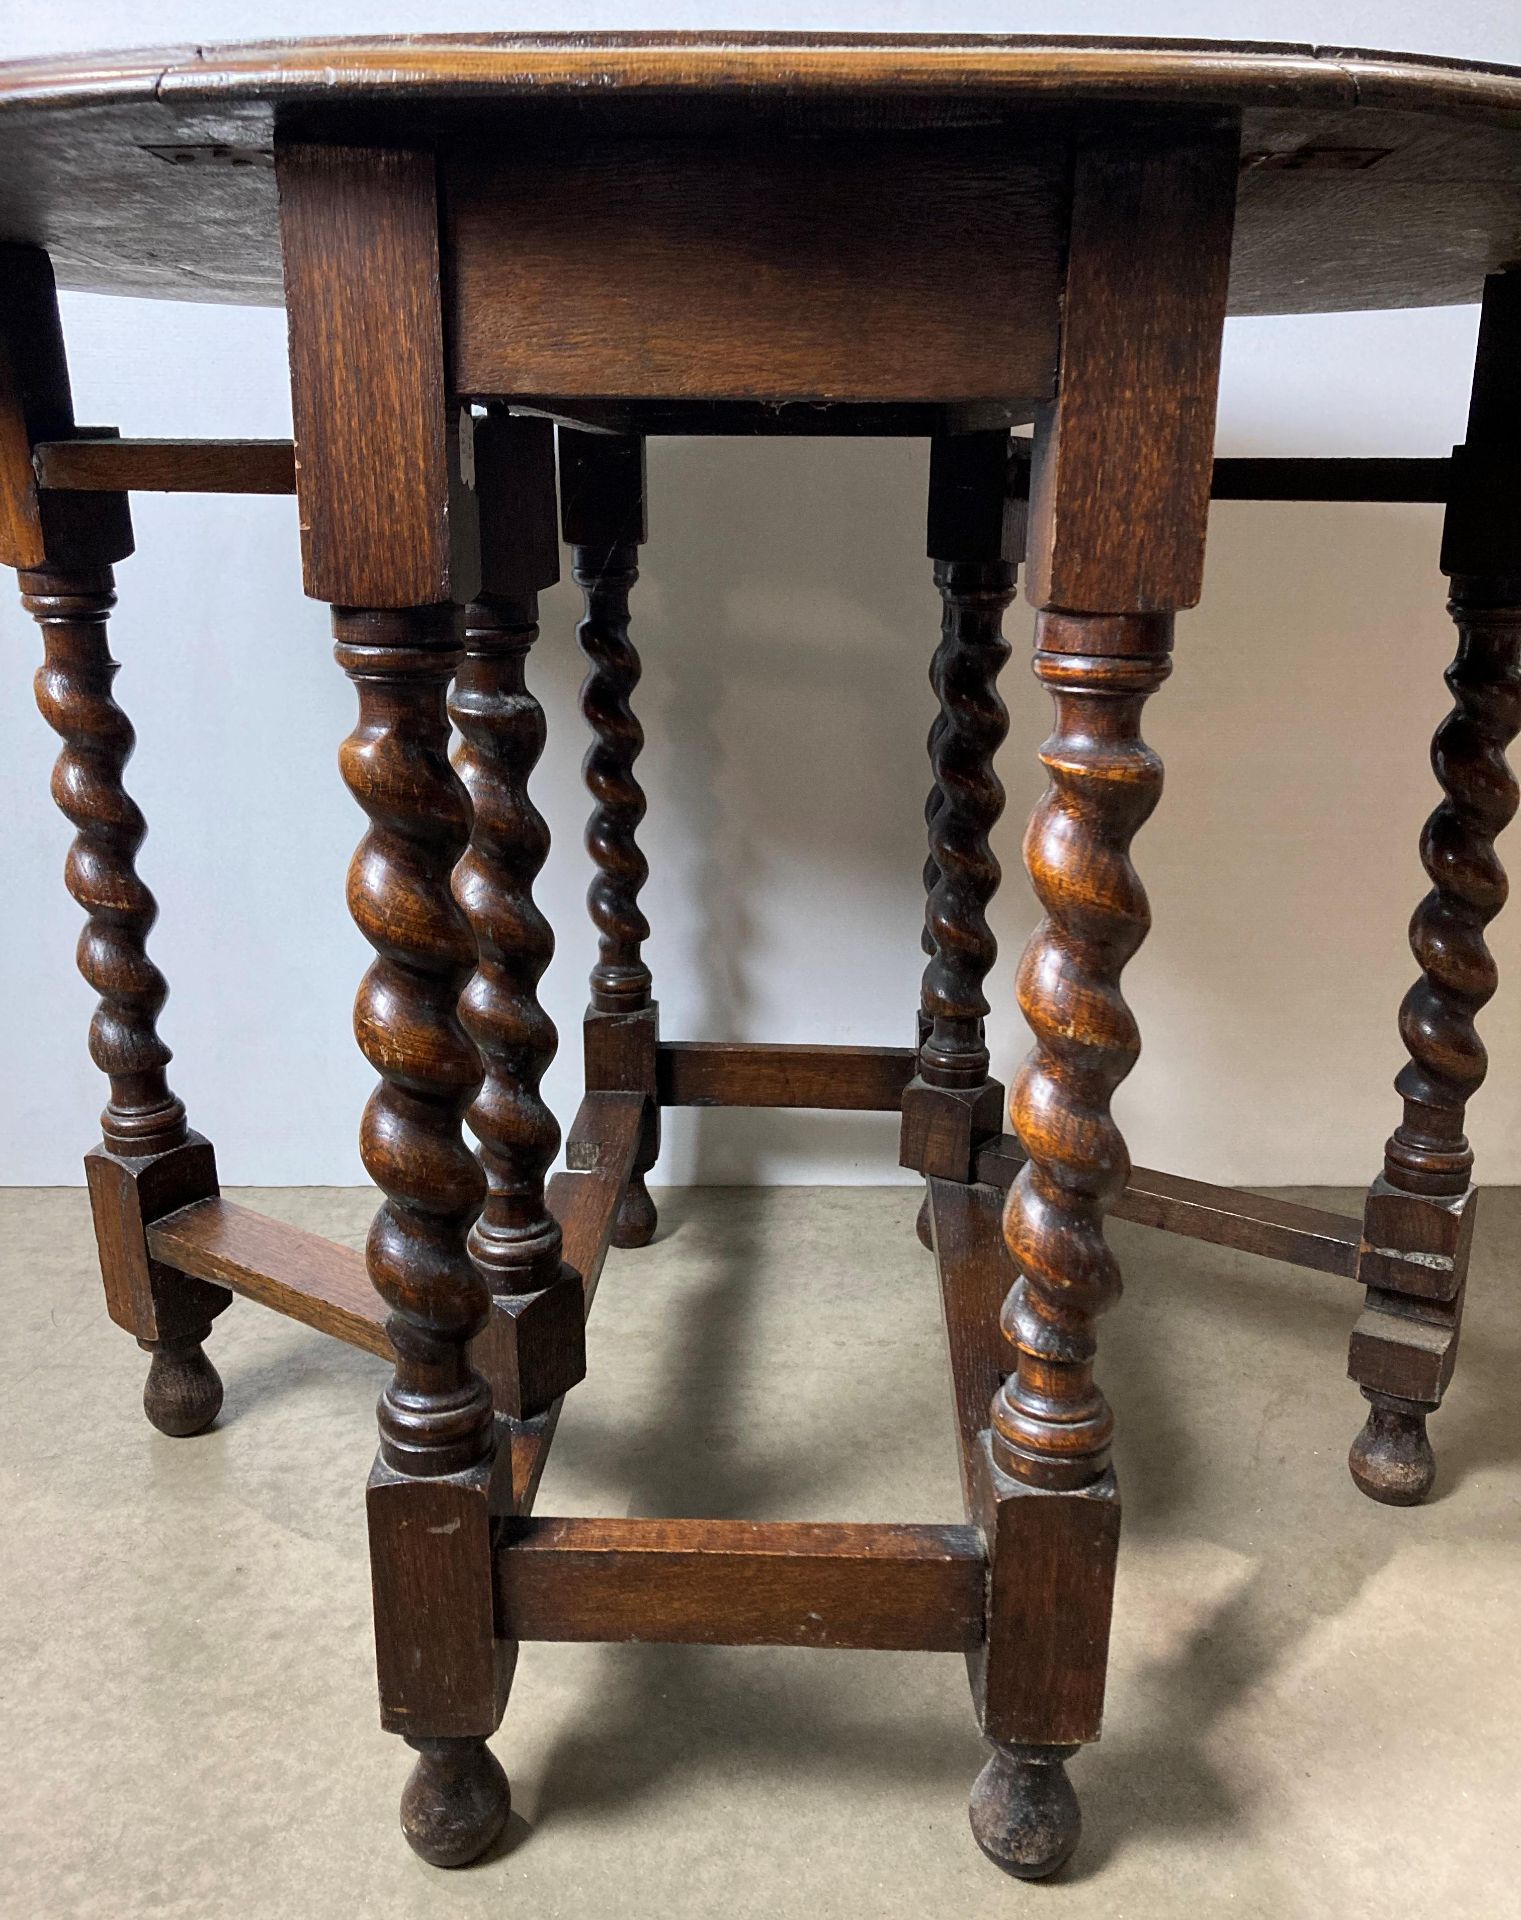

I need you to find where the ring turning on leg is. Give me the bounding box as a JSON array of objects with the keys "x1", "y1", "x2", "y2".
[
  {"x1": 561, "y1": 427, "x2": 661, "y2": 1249},
  {"x1": 992, "y1": 626, "x2": 1171, "y2": 1492},
  {"x1": 1349, "y1": 268, "x2": 1521, "y2": 1503}
]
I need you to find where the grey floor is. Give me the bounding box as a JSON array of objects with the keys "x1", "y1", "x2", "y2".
[{"x1": 3, "y1": 1183, "x2": 1518, "y2": 1920}]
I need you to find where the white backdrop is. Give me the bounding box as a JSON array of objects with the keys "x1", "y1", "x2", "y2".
[{"x1": 3, "y1": 2, "x2": 1520, "y2": 1188}]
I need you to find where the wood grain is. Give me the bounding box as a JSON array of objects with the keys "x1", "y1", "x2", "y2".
[
  {"x1": 973, "y1": 1138, "x2": 1362, "y2": 1279},
  {"x1": 507, "y1": 1090, "x2": 646, "y2": 1516},
  {"x1": 277, "y1": 142, "x2": 470, "y2": 606},
  {"x1": 146, "y1": 1196, "x2": 388, "y2": 1358},
  {"x1": 26, "y1": 435, "x2": 1459, "y2": 500},
  {"x1": 495, "y1": 1517, "x2": 986, "y2": 1650},
  {"x1": 1027, "y1": 120, "x2": 1239, "y2": 612},
  {"x1": 447, "y1": 135, "x2": 1063, "y2": 405},
  {"x1": 927, "y1": 1175, "x2": 1014, "y2": 1511},
  {"x1": 34, "y1": 436, "x2": 297, "y2": 495},
  {"x1": 7, "y1": 41, "x2": 1521, "y2": 315},
  {"x1": 657, "y1": 1041, "x2": 915, "y2": 1111}
]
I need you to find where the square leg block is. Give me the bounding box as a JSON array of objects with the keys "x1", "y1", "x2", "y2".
[
  {"x1": 367, "y1": 1434, "x2": 516, "y2": 1739},
  {"x1": 970, "y1": 1435, "x2": 1120, "y2": 1748},
  {"x1": 85, "y1": 1133, "x2": 229, "y2": 1342},
  {"x1": 471, "y1": 1267, "x2": 587, "y2": 1421},
  {"x1": 584, "y1": 1001, "x2": 660, "y2": 1096},
  {"x1": 1356, "y1": 1179, "x2": 1476, "y2": 1303},
  {"x1": 900, "y1": 1076, "x2": 1005, "y2": 1182}
]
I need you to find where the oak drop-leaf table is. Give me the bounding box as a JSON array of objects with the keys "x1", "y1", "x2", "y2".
[{"x1": 4, "y1": 32, "x2": 1518, "y2": 1883}]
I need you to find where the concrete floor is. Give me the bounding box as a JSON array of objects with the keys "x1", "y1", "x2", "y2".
[{"x1": 3, "y1": 1183, "x2": 1518, "y2": 1919}]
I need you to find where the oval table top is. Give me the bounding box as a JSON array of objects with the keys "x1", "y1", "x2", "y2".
[{"x1": 1, "y1": 33, "x2": 1519, "y2": 315}]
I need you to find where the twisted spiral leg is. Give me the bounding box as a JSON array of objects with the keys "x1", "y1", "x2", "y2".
[
  {"x1": 452, "y1": 595, "x2": 584, "y2": 1418},
  {"x1": 1387, "y1": 602, "x2": 1521, "y2": 1195},
  {"x1": 920, "y1": 558, "x2": 1014, "y2": 1089},
  {"x1": 991, "y1": 619, "x2": 1172, "y2": 1492},
  {"x1": 25, "y1": 567, "x2": 188, "y2": 1157},
  {"x1": 25, "y1": 564, "x2": 224, "y2": 1432},
  {"x1": 1351, "y1": 588, "x2": 1521, "y2": 1503},
  {"x1": 575, "y1": 538, "x2": 659, "y2": 1246},
  {"x1": 334, "y1": 606, "x2": 492, "y2": 1480},
  {"x1": 576, "y1": 541, "x2": 652, "y2": 1016}
]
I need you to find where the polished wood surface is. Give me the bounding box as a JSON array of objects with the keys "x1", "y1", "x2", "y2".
[
  {"x1": 148, "y1": 1197, "x2": 388, "y2": 1357},
  {"x1": 495, "y1": 1518, "x2": 986, "y2": 1651},
  {"x1": 448, "y1": 135, "x2": 1062, "y2": 406},
  {"x1": 26, "y1": 435, "x2": 1462, "y2": 497},
  {"x1": 4, "y1": 37, "x2": 1521, "y2": 316},
  {"x1": 8, "y1": 30, "x2": 1511, "y2": 1883}
]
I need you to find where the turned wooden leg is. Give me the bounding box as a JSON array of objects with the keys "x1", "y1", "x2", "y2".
[
  {"x1": 452, "y1": 412, "x2": 584, "y2": 1420},
  {"x1": 1349, "y1": 269, "x2": 1521, "y2": 1504},
  {"x1": 279, "y1": 141, "x2": 508, "y2": 1865},
  {"x1": 965, "y1": 122, "x2": 1237, "y2": 1878},
  {"x1": 560, "y1": 426, "x2": 660, "y2": 1249},
  {"x1": 3, "y1": 247, "x2": 228, "y2": 1431},
  {"x1": 904, "y1": 431, "x2": 1022, "y2": 1247}
]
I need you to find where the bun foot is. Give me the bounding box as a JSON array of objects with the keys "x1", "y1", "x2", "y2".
[
  {"x1": 1349, "y1": 1396, "x2": 1436, "y2": 1506},
  {"x1": 141, "y1": 1336, "x2": 223, "y2": 1437},
  {"x1": 969, "y1": 1743, "x2": 1081, "y2": 1881},
  {"x1": 915, "y1": 1188, "x2": 934, "y2": 1251},
  {"x1": 612, "y1": 1174, "x2": 658, "y2": 1249},
  {"x1": 400, "y1": 1737, "x2": 510, "y2": 1868}
]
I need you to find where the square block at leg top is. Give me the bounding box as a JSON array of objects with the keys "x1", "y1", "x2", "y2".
[
  {"x1": 368, "y1": 1436, "x2": 516, "y2": 1739},
  {"x1": 1347, "y1": 1294, "x2": 1462, "y2": 1406},
  {"x1": 471, "y1": 1268, "x2": 587, "y2": 1422},
  {"x1": 1356, "y1": 1179, "x2": 1477, "y2": 1304},
  {"x1": 85, "y1": 1134, "x2": 222, "y2": 1341},
  {"x1": 584, "y1": 1002, "x2": 659, "y2": 1094},
  {"x1": 899, "y1": 1076, "x2": 1005, "y2": 1181},
  {"x1": 969, "y1": 1434, "x2": 1120, "y2": 1748}
]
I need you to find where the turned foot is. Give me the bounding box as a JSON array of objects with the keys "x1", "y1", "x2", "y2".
[
  {"x1": 915, "y1": 1187, "x2": 934, "y2": 1251},
  {"x1": 969, "y1": 1743, "x2": 1081, "y2": 1881},
  {"x1": 1349, "y1": 1394, "x2": 1436, "y2": 1506},
  {"x1": 613, "y1": 1173, "x2": 657, "y2": 1249},
  {"x1": 400, "y1": 1737, "x2": 510, "y2": 1868},
  {"x1": 141, "y1": 1335, "x2": 223, "y2": 1437}
]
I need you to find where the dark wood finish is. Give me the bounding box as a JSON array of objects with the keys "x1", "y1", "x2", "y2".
[
  {"x1": 972, "y1": 1441, "x2": 1120, "y2": 1746},
  {"x1": 34, "y1": 436, "x2": 296, "y2": 495},
  {"x1": 975, "y1": 1137, "x2": 1362, "y2": 1280},
  {"x1": 148, "y1": 1197, "x2": 388, "y2": 1358},
  {"x1": 926, "y1": 1176, "x2": 1016, "y2": 1509},
  {"x1": 334, "y1": 603, "x2": 491, "y2": 1478},
  {"x1": 1209, "y1": 456, "x2": 1451, "y2": 503},
  {"x1": 11, "y1": 41, "x2": 1521, "y2": 319},
  {"x1": 276, "y1": 142, "x2": 474, "y2": 608},
  {"x1": 13, "y1": 42, "x2": 1511, "y2": 1889},
  {"x1": 84, "y1": 1138, "x2": 230, "y2": 1434},
  {"x1": 563, "y1": 428, "x2": 659, "y2": 1248},
  {"x1": 904, "y1": 434, "x2": 1021, "y2": 1234},
  {"x1": 991, "y1": 624, "x2": 1174, "y2": 1492},
  {"x1": 997, "y1": 123, "x2": 1235, "y2": 1503},
  {"x1": 562, "y1": 429, "x2": 653, "y2": 1013},
  {"x1": 495, "y1": 1518, "x2": 985, "y2": 1650},
  {"x1": 1026, "y1": 120, "x2": 1238, "y2": 614},
  {"x1": 452, "y1": 413, "x2": 584, "y2": 1423},
  {"x1": 26, "y1": 433, "x2": 1460, "y2": 500},
  {"x1": 917, "y1": 432, "x2": 1020, "y2": 1090},
  {"x1": 26, "y1": 569, "x2": 189, "y2": 1157},
  {"x1": 0, "y1": 246, "x2": 132, "y2": 570},
  {"x1": 1348, "y1": 268, "x2": 1521, "y2": 1507},
  {"x1": 970, "y1": 127, "x2": 1234, "y2": 1873},
  {"x1": 657, "y1": 1041, "x2": 915, "y2": 1111},
  {"x1": 332, "y1": 598, "x2": 506, "y2": 1855},
  {"x1": 447, "y1": 134, "x2": 1062, "y2": 405},
  {"x1": 507, "y1": 1089, "x2": 647, "y2": 1515},
  {"x1": 5, "y1": 247, "x2": 227, "y2": 1434}
]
